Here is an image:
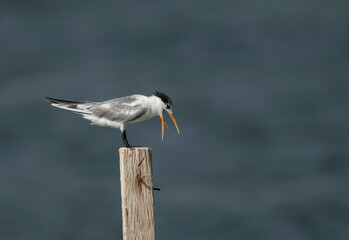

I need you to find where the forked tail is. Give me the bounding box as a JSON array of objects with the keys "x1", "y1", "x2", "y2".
[{"x1": 45, "y1": 97, "x2": 93, "y2": 115}]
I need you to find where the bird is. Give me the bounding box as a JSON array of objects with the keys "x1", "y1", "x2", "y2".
[{"x1": 45, "y1": 92, "x2": 180, "y2": 148}]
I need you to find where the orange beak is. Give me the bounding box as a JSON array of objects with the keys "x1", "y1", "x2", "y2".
[
  {"x1": 164, "y1": 119, "x2": 169, "y2": 129},
  {"x1": 161, "y1": 113, "x2": 165, "y2": 141},
  {"x1": 168, "y1": 113, "x2": 180, "y2": 134},
  {"x1": 161, "y1": 112, "x2": 180, "y2": 141}
]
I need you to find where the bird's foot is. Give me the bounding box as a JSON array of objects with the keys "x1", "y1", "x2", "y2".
[
  {"x1": 124, "y1": 145, "x2": 143, "y2": 148},
  {"x1": 123, "y1": 144, "x2": 144, "y2": 148}
]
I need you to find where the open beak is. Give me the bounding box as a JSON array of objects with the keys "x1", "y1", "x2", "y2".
[
  {"x1": 161, "y1": 113, "x2": 165, "y2": 141},
  {"x1": 161, "y1": 112, "x2": 180, "y2": 141},
  {"x1": 168, "y1": 113, "x2": 180, "y2": 134},
  {"x1": 164, "y1": 119, "x2": 169, "y2": 129}
]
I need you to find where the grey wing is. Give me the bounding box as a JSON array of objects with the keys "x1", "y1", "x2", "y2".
[{"x1": 89, "y1": 96, "x2": 147, "y2": 123}]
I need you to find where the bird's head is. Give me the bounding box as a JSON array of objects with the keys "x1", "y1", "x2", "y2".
[{"x1": 153, "y1": 91, "x2": 180, "y2": 140}]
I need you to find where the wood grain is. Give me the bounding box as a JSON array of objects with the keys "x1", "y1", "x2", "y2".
[{"x1": 119, "y1": 147, "x2": 155, "y2": 240}]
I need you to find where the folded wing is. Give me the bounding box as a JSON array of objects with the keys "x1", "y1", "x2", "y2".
[{"x1": 89, "y1": 96, "x2": 147, "y2": 123}]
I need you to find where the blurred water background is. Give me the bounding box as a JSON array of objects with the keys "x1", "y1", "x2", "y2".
[{"x1": 1, "y1": 1, "x2": 349, "y2": 239}]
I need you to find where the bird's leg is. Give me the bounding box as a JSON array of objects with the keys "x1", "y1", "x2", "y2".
[{"x1": 121, "y1": 130, "x2": 132, "y2": 148}]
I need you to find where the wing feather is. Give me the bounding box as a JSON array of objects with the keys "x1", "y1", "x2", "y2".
[{"x1": 89, "y1": 96, "x2": 147, "y2": 123}]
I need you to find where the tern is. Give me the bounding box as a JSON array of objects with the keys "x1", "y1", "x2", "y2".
[{"x1": 45, "y1": 92, "x2": 180, "y2": 147}]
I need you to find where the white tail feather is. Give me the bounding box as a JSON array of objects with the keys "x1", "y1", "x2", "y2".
[{"x1": 50, "y1": 103, "x2": 93, "y2": 115}]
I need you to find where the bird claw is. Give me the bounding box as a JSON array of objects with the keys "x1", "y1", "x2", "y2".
[{"x1": 125, "y1": 145, "x2": 142, "y2": 148}]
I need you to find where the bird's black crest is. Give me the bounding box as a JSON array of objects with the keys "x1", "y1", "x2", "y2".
[{"x1": 153, "y1": 91, "x2": 173, "y2": 106}]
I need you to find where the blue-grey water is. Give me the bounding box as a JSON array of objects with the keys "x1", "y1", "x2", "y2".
[{"x1": 1, "y1": 1, "x2": 349, "y2": 239}]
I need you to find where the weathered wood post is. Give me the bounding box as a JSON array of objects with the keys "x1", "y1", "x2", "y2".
[{"x1": 119, "y1": 147, "x2": 155, "y2": 240}]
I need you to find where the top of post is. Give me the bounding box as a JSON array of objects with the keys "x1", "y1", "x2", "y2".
[{"x1": 119, "y1": 147, "x2": 152, "y2": 152}]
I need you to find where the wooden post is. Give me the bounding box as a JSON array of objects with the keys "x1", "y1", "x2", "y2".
[{"x1": 119, "y1": 147, "x2": 155, "y2": 240}]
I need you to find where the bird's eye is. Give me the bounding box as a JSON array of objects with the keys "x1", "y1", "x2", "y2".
[{"x1": 166, "y1": 104, "x2": 170, "y2": 109}]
